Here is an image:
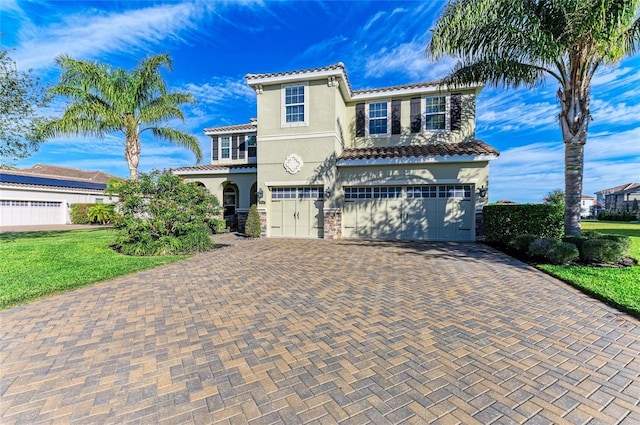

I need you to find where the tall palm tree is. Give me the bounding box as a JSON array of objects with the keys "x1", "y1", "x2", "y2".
[
  {"x1": 428, "y1": 0, "x2": 640, "y2": 236},
  {"x1": 44, "y1": 53, "x2": 201, "y2": 180}
]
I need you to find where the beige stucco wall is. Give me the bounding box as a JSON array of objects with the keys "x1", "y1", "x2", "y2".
[
  {"x1": 180, "y1": 172, "x2": 257, "y2": 210},
  {"x1": 346, "y1": 90, "x2": 478, "y2": 148}
]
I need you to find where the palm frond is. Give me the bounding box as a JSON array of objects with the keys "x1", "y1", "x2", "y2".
[{"x1": 147, "y1": 127, "x2": 202, "y2": 163}]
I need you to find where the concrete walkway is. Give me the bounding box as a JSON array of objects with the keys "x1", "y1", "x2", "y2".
[{"x1": 1, "y1": 237, "x2": 639, "y2": 424}]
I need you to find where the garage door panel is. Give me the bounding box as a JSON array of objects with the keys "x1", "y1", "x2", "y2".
[
  {"x1": 0, "y1": 200, "x2": 63, "y2": 226},
  {"x1": 270, "y1": 187, "x2": 324, "y2": 238}
]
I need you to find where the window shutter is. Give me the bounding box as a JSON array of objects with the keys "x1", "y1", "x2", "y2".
[
  {"x1": 410, "y1": 97, "x2": 421, "y2": 133},
  {"x1": 232, "y1": 135, "x2": 238, "y2": 159},
  {"x1": 450, "y1": 93, "x2": 462, "y2": 131},
  {"x1": 238, "y1": 135, "x2": 246, "y2": 159},
  {"x1": 391, "y1": 99, "x2": 401, "y2": 135},
  {"x1": 355, "y1": 103, "x2": 365, "y2": 137},
  {"x1": 212, "y1": 136, "x2": 219, "y2": 161}
]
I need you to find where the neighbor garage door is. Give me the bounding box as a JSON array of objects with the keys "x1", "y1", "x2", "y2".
[
  {"x1": 270, "y1": 187, "x2": 324, "y2": 238},
  {"x1": 342, "y1": 185, "x2": 473, "y2": 241},
  {"x1": 0, "y1": 200, "x2": 64, "y2": 226}
]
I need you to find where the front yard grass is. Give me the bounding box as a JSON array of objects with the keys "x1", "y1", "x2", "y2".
[
  {"x1": 538, "y1": 221, "x2": 640, "y2": 317},
  {"x1": 0, "y1": 229, "x2": 187, "y2": 309}
]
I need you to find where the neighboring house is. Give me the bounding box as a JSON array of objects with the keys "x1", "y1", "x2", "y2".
[
  {"x1": 174, "y1": 63, "x2": 499, "y2": 241},
  {"x1": 595, "y1": 183, "x2": 640, "y2": 213},
  {"x1": 580, "y1": 195, "x2": 596, "y2": 218},
  {"x1": 0, "y1": 164, "x2": 118, "y2": 227}
]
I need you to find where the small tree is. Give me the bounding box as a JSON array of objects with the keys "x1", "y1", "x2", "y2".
[
  {"x1": 88, "y1": 204, "x2": 114, "y2": 224},
  {"x1": 112, "y1": 170, "x2": 221, "y2": 255},
  {"x1": 0, "y1": 50, "x2": 51, "y2": 165},
  {"x1": 244, "y1": 204, "x2": 262, "y2": 238},
  {"x1": 543, "y1": 189, "x2": 565, "y2": 206}
]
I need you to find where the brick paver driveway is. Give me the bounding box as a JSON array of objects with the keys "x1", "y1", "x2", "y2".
[{"x1": 1, "y1": 237, "x2": 639, "y2": 424}]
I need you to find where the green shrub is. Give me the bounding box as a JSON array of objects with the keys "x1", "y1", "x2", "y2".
[
  {"x1": 483, "y1": 204, "x2": 564, "y2": 246},
  {"x1": 581, "y1": 238, "x2": 627, "y2": 264},
  {"x1": 598, "y1": 210, "x2": 636, "y2": 221},
  {"x1": 546, "y1": 242, "x2": 579, "y2": 265},
  {"x1": 528, "y1": 238, "x2": 579, "y2": 265},
  {"x1": 528, "y1": 238, "x2": 557, "y2": 258},
  {"x1": 244, "y1": 204, "x2": 262, "y2": 238},
  {"x1": 207, "y1": 217, "x2": 227, "y2": 234},
  {"x1": 562, "y1": 235, "x2": 589, "y2": 252},
  {"x1": 88, "y1": 203, "x2": 115, "y2": 224},
  {"x1": 111, "y1": 170, "x2": 222, "y2": 256},
  {"x1": 510, "y1": 234, "x2": 538, "y2": 253},
  {"x1": 70, "y1": 203, "x2": 93, "y2": 224}
]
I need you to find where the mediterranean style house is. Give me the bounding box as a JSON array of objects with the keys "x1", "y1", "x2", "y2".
[{"x1": 173, "y1": 63, "x2": 499, "y2": 241}]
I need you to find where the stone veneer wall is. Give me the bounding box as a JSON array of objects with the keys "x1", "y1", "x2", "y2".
[
  {"x1": 323, "y1": 208, "x2": 342, "y2": 239},
  {"x1": 258, "y1": 208, "x2": 267, "y2": 238}
]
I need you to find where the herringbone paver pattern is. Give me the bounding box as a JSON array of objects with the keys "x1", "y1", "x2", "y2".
[{"x1": 1, "y1": 236, "x2": 639, "y2": 424}]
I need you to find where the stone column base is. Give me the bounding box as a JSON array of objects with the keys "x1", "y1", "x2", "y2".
[{"x1": 323, "y1": 208, "x2": 342, "y2": 239}]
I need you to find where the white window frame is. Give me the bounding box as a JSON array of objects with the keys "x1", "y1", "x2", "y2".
[
  {"x1": 281, "y1": 82, "x2": 308, "y2": 128},
  {"x1": 423, "y1": 95, "x2": 449, "y2": 132},
  {"x1": 365, "y1": 101, "x2": 391, "y2": 137},
  {"x1": 220, "y1": 136, "x2": 231, "y2": 160}
]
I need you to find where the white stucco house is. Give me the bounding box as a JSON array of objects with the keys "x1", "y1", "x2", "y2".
[{"x1": 0, "y1": 164, "x2": 118, "y2": 227}]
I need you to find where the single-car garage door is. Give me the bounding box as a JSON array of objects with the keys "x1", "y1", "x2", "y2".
[
  {"x1": 270, "y1": 187, "x2": 324, "y2": 238},
  {"x1": 342, "y1": 185, "x2": 474, "y2": 241},
  {"x1": 0, "y1": 200, "x2": 64, "y2": 226}
]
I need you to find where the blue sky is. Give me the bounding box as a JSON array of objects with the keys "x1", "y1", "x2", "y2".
[{"x1": 2, "y1": 0, "x2": 639, "y2": 203}]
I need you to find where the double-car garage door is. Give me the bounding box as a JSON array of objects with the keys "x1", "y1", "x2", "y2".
[
  {"x1": 0, "y1": 200, "x2": 64, "y2": 226},
  {"x1": 342, "y1": 185, "x2": 474, "y2": 241}
]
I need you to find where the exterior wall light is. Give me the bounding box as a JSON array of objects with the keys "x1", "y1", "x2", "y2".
[
  {"x1": 477, "y1": 185, "x2": 487, "y2": 198},
  {"x1": 324, "y1": 188, "x2": 332, "y2": 199},
  {"x1": 257, "y1": 188, "x2": 264, "y2": 200}
]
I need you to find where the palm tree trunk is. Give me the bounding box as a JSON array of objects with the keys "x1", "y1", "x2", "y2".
[
  {"x1": 558, "y1": 76, "x2": 590, "y2": 237},
  {"x1": 125, "y1": 137, "x2": 140, "y2": 180},
  {"x1": 564, "y1": 139, "x2": 585, "y2": 236}
]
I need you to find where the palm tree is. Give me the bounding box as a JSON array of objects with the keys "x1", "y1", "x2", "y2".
[
  {"x1": 427, "y1": 0, "x2": 640, "y2": 236},
  {"x1": 44, "y1": 53, "x2": 201, "y2": 180}
]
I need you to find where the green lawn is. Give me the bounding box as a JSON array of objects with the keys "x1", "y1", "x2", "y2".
[
  {"x1": 538, "y1": 221, "x2": 640, "y2": 317},
  {"x1": 0, "y1": 229, "x2": 187, "y2": 309}
]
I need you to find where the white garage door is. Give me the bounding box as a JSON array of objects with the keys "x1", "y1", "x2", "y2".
[
  {"x1": 343, "y1": 185, "x2": 474, "y2": 242},
  {"x1": 270, "y1": 187, "x2": 324, "y2": 238},
  {"x1": 0, "y1": 200, "x2": 64, "y2": 226}
]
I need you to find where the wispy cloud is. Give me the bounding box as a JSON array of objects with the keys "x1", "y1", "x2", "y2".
[
  {"x1": 365, "y1": 41, "x2": 457, "y2": 81},
  {"x1": 12, "y1": 3, "x2": 207, "y2": 70}
]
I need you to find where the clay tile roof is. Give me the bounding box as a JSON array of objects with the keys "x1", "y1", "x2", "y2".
[
  {"x1": 352, "y1": 81, "x2": 442, "y2": 95},
  {"x1": 245, "y1": 62, "x2": 346, "y2": 80},
  {"x1": 204, "y1": 122, "x2": 257, "y2": 133},
  {"x1": 172, "y1": 164, "x2": 257, "y2": 173},
  {"x1": 337, "y1": 140, "x2": 499, "y2": 161}
]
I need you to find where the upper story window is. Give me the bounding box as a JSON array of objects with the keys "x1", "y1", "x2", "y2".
[
  {"x1": 247, "y1": 135, "x2": 257, "y2": 158},
  {"x1": 368, "y1": 102, "x2": 388, "y2": 135},
  {"x1": 425, "y1": 96, "x2": 447, "y2": 131},
  {"x1": 220, "y1": 136, "x2": 230, "y2": 159},
  {"x1": 282, "y1": 82, "x2": 308, "y2": 127}
]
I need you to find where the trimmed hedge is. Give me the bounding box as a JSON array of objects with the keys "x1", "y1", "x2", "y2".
[
  {"x1": 70, "y1": 203, "x2": 94, "y2": 224},
  {"x1": 598, "y1": 211, "x2": 638, "y2": 222},
  {"x1": 483, "y1": 204, "x2": 564, "y2": 245}
]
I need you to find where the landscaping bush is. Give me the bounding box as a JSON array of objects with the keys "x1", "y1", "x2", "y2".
[
  {"x1": 510, "y1": 234, "x2": 538, "y2": 253},
  {"x1": 244, "y1": 204, "x2": 262, "y2": 238},
  {"x1": 562, "y1": 235, "x2": 589, "y2": 252},
  {"x1": 483, "y1": 204, "x2": 564, "y2": 246},
  {"x1": 111, "y1": 170, "x2": 222, "y2": 256},
  {"x1": 528, "y1": 237, "x2": 579, "y2": 265},
  {"x1": 70, "y1": 203, "x2": 93, "y2": 224},
  {"x1": 546, "y1": 242, "x2": 579, "y2": 265},
  {"x1": 581, "y1": 238, "x2": 625, "y2": 264},
  {"x1": 88, "y1": 203, "x2": 115, "y2": 224},
  {"x1": 598, "y1": 210, "x2": 636, "y2": 222},
  {"x1": 207, "y1": 217, "x2": 227, "y2": 234}
]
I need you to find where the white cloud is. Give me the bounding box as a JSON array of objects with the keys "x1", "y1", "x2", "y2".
[
  {"x1": 363, "y1": 11, "x2": 386, "y2": 32},
  {"x1": 365, "y1": 41, "x2": 457, "y2": 81},
  {"x1": 11, "y1": 2, "x2": 212, "y2": 70},
  {"x1": 591, "y1": 99, "x2": 640, "y2": 126}
]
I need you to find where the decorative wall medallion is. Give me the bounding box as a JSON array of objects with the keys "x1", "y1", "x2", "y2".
[{"x1": 283, "y1": 153, "x2": 303, "y2": 174}]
